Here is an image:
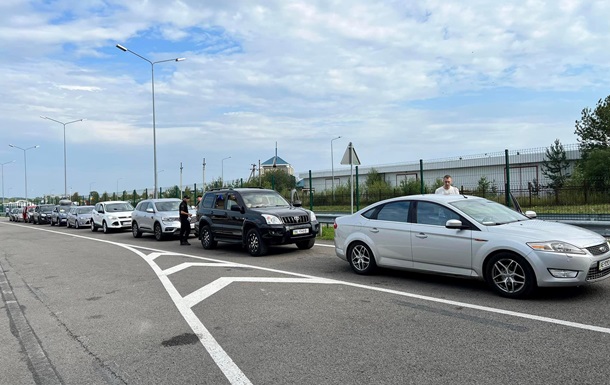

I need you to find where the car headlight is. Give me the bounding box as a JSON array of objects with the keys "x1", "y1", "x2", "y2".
[
  {"x1": 108, "y1": 215, "x2": 118, "y2": 220},
  {"x1": 527, "y1": 241, "x2": 586, "y2": 255},
  {"x1": 307, "y1": 210, "x2": 317, "y2": 221},
  {"x1": 261, "y1": 214, "x2": 282, "y2": 225},
  {"x1": 162, "y1": 217, "x2": 178, "y2": 223}
]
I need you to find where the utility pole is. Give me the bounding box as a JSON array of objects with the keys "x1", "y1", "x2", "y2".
[
  {"x1": 180, "y1": 162, "x2": 183, "y2": 199},
  {"x1": 202, "y1": 158, "x2": 206, "y2": 193}
]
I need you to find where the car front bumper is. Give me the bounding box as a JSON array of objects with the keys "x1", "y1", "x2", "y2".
[{"x1": 259, "y1": 221, "x2": 319, "y2": 245}]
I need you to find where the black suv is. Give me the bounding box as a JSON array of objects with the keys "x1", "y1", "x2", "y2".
[
  {"x1": 32, "y1": 204, "x2": 55, "y2": 225},
  {"x1": 197, "y1": 188, "x2": 319, "y2": 256}
]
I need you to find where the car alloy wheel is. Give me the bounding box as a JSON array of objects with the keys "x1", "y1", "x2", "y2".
[
  {"x1": 102, "y1": 221, "x2": 108, "y2": 234},
  {"x1": 348, "y1": 242, "x2": 377, "y2": 275},
  {"x1": 246, "y1": 228, "x2": 268, "y2": 256},
  {"x1": 91, "y1": 221, "x2": 97, "y2": 232},
  {"x1": 154, "y1": 223, "x2": 164, "y2": 241},
  {"x1": 75, "y1": 220, "x2": 80, "y2": 229},
  {"x1": 200, "y1": 225, "x2": 217, "y2": 249},
  {"x1": 486, "y1": 253, "x2": 535, "y2": 299},
  {"x1": 132, "y1": 222, "x2": 142, "y2": 238}
]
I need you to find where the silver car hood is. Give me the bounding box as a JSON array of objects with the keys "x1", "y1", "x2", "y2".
[{"x1": 485, "y1": 219, "x2": 605, "y2": 247}]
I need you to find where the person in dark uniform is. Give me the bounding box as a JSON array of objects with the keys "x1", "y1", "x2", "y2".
[{"x1": 179, "y1": 195, "x2": 192, "y2": 245}]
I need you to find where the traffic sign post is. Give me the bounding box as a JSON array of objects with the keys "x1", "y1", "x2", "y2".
[{"x1": 340, "y1": 142, "x2": 361, "y2": 213}]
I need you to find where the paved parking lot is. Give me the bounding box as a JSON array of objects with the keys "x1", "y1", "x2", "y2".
[{"x1": 2, "y1": 220, "x2": 610, "y2": 384}]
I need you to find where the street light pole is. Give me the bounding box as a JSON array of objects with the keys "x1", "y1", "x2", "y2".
[
  {"x1": 116, "y1": 44, "x2": 185, "y2": 199},
  {"x1": 40, "y1": 116, "x2": 84, "y2": 198},
  {"x1": 89, "y1": 182, "x2": 95, "y2": 204},
  {"x1": 1, "y1": 160, "x2": 15, "y2": 212},
  {"x1": 116, "y1": 177, "x2": 123, "y2": 198},
  {"x1": 221, "y1": 156, "x2": 231, "y2": 187},
  {"x1": 8, "y1": 144, "x2": 39, "y2": 206},
  {"x1": 331, "y1": 136, "x2": 341, "y2": 203}
]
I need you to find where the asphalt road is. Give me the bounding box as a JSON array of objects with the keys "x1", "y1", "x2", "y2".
[{"x1": 1, "y1": 219, "x2": 610, "y2": 385}]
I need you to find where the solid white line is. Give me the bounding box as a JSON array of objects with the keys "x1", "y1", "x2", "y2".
[
  {"x1": 162, "y1": 262, "x2": 241, "y2": 276},
  {"x1": 182, "y1": 277, "x2": 334, "y2": 308}
]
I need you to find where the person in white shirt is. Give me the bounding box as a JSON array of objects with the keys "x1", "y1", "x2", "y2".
[{"x1": 435, "y1": 175, "x2": 460, "y2": 195}]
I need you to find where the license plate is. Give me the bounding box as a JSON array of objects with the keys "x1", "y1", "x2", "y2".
[
  {"x1": 599, "y1": 258, "x2": 610, "y2": 271},
  {"x1": 293, "y1": 228, "x2": 309, "y2": 235}
]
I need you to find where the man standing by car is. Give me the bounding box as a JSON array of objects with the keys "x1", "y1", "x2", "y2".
[
  {"x1": 435, "y1": 175, "x2": 460, "y2": 195},
  {"x1": 179, "y1": 195, "x2": 192, "y2": 245}
]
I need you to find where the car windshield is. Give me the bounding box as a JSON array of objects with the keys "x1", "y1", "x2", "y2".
[
  {"x1": 242, "y1": 191, "x2": 290, "y2": 208},
  {"x1": 77, "y1": 207, "x2": 93, "y2": 214},
  {"x1": 450, "y1": 198, "x2": 528, "y2": 225},
  {"x1": 106, "y1": 203, "x2": 134, "y2": 212},
  {"x1": 155, "y1": 201, "x2": 180, "y2": 211},
  {"x1": 40, "y1": 205, "x2": 54, "y2": 212}
]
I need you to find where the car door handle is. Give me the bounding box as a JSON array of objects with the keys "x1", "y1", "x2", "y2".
[
  {"x1": 415, "y1": 233, "x2": 428, "y2": 239},
  {"x1": 369, "y1": 228, "x2": 379, "y2": 233}
]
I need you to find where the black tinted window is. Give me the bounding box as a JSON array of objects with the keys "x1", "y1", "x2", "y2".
[{"x1": 202, "y1": 194, "x2": 215, "y2": 209}]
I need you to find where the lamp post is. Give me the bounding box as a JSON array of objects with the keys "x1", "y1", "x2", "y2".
[
  {"x1": 9, "y1": 144, "x2": 39, "y2": 205},
  {"x1": 40, "y1": 116, "x2": 84, "y2": 198},
  {"x1": 331, "y1": 136, "x2": 341, "y2": 203},
  {"x1": 221, "y1": 156, "x2": 231, "y2": 187},
  {"x1": 1, "y1": 160, "x2": 15, "y2": 213},
  {"x1": 89, "y1": 182, "x2": 95, "y2": 204},
  {"x1": 116, "y1": 44, "x2": 185, "y2": 199},
  {"x1": 116, "y1": 177, "x2": 123, "y2": 198}
]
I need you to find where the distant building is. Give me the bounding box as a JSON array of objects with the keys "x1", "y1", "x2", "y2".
[
  {"x1": 298, "y1": 146, "x2": 581, "y2": 195},
  {"x1": 261, "y1": 155, "x2": 294, "y2": 176}
]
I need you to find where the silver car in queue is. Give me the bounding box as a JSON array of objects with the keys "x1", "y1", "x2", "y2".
[
  {"x1": 333, "y1": 194, "x2": 610, "y2": 299},
  {"x1": 67, "y1": 205, "x2": 94, "y2": 229}
]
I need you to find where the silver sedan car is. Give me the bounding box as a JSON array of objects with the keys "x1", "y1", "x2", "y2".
[
  {"x1": 334, "y1": 194, "x2": 610, "y2": 298},
  {"x1": 66, "y1": 206, "x2": 94, "y2": 229}
]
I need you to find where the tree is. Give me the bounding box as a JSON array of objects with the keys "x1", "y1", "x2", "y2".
[
  {"x1": 579, "y1": 148, "x2": 610, "y2": 191},
  {"x1": 542, "y1": 139, "x2": 571, "y2": 201},
  {"x1": 574, "y1": 95, "x2": 610, "y2": 159}
]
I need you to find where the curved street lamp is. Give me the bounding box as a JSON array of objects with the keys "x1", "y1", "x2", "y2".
[
  {"x1": 116, "y1": 43, "x2": 185, "y2": 199},
  {"x1": 221, "y1": 157, "x2": 231, "y2": 187},
  {"x1": 9, "y1": 144, "x2": 39, "y2": 205},
  {"x1": 40, "y1": 116, "x2": 84, "y2": 199}
]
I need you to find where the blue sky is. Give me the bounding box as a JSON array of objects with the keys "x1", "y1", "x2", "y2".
[{"x1": 1, "y1": 0, "x2": 610, "y2": 199}]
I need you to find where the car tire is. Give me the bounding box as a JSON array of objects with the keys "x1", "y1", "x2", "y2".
[
  {"x1": 91, "y1": 221, "x2": 97, "y2": 232},
  {"x1": 132, "y1": 222, "x2": 142, "y2": 238},
  {"x1": 200, "y1": 225, "x2": 217, "y2": 249},
  {"x1": 347, "y1": 242, "x2": 377, "y2": 275},
  {"x1": 154, "y1": 223, "x2": 164, "y2": 241},
  {"x1": 51, "y1": 218, "x2": 55, "y2": 226},
  {"x1": 246, "y1": 228, "x2": 268, "y2": 256},
  {"x1": 102, "y1": 221, "x2": 109, "y2": 234},
  {"x1": 485, "y1": 253, "x2": 536, "y2": 299},
  {"x1": 296, "y1": 239, "x2": 315, "y2": 250},
  {"x1": 75, "y1": 220, "x2": 80, "y2": 229}
]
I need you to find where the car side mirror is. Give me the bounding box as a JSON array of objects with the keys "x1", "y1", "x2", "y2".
[
  {"x1": 98, "y1": 209, "x2": 104, "y2": 214},
  {"x1": 445, "y1": 219, "x2": 467, "y2": 229},
  {"x1": 146, "y1": 208, "x2": 154, "y2": 213},
  {"x1": 292, "y1": 200, "x2": 302, "y2": 207},
  {"x1": 524, "y1": 210, "x2": 537, "y2": 219},
  {"x1": 231, "y1": 205, "x2": 244, "y2": 214}
]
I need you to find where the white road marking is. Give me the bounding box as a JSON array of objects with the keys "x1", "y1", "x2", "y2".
[
  {"x1": 4, "y1": 222, "x2": 610, "y2": 385},
  {"x1": 183, "y1": 277, "x2": 334, "y2": 308}
]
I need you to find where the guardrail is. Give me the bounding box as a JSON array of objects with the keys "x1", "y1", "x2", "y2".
[{"x1": 315, "y1": 213, "x2": 610, "y2": 237}]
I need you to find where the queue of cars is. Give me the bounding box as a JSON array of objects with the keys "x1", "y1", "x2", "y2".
[{"x1": 7, "y1": 189, "x2": 610, "y2": 298}]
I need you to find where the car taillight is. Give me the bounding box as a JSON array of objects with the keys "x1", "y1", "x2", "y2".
[{"x1": 333, "y1": 222, "x2": 337, "y2": 229}]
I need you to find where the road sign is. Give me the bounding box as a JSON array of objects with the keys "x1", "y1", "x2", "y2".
[{"x1": 340, "y1": 142, "x2": 361, "y2": 165}]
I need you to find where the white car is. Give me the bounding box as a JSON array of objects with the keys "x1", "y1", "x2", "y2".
[
  {"x1": 131, "y1": 198, "x2": 190, "y2": 241},
  {"x1": 91, "y1": 201, "x2": 134, "y2": 233},
  {"x1": 334, "y1": 194, "x2": 610, "y2": 298}
]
